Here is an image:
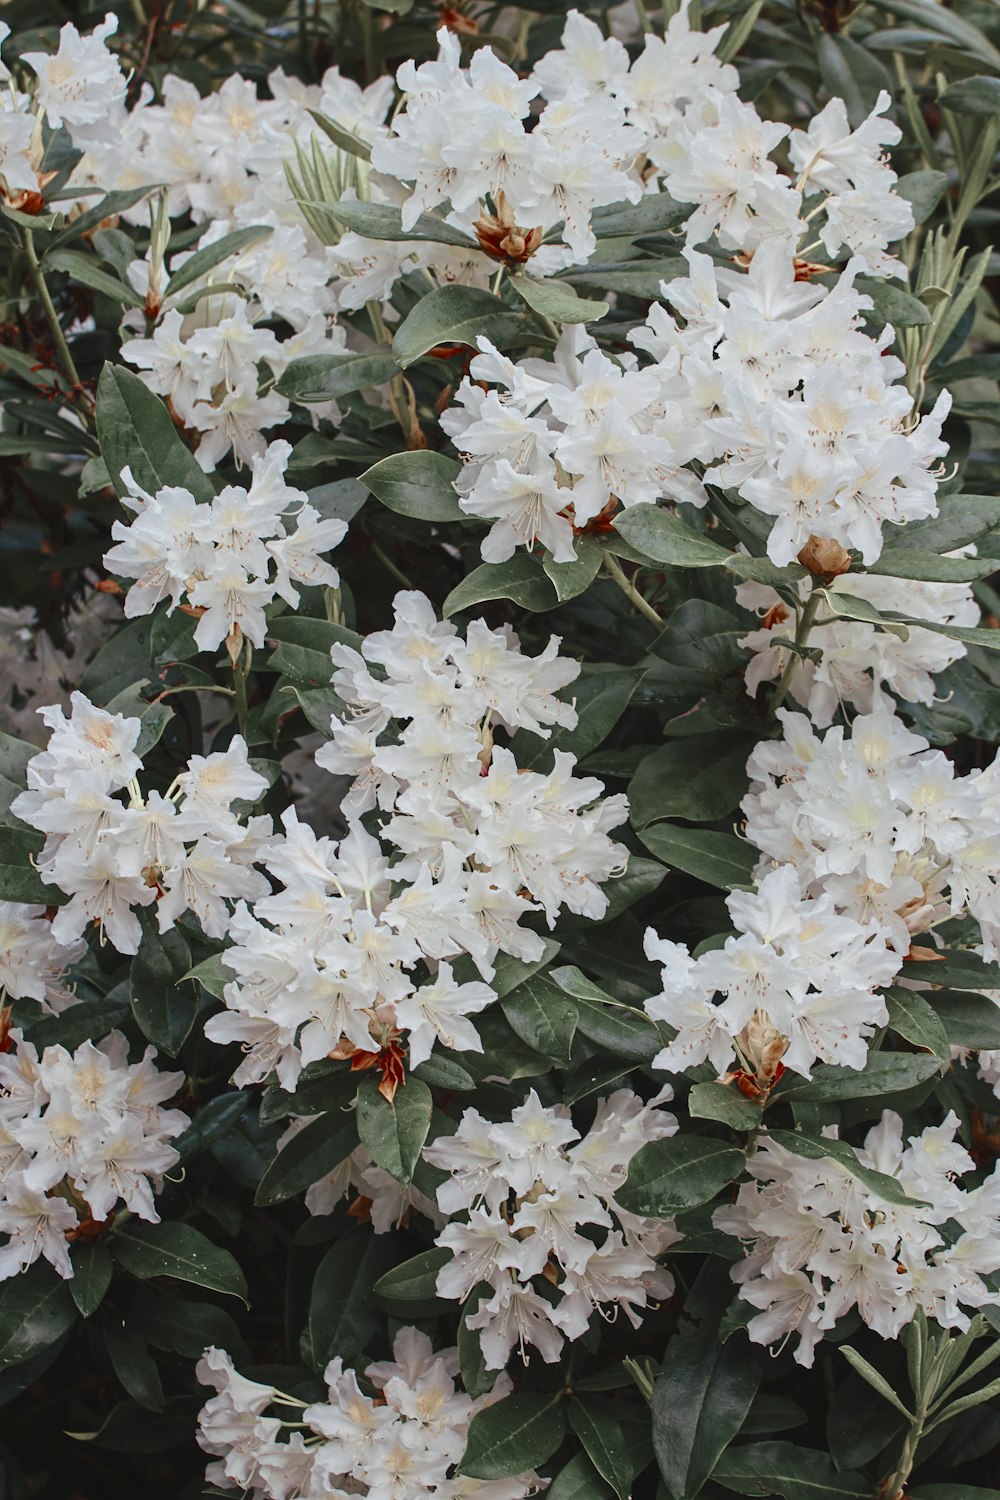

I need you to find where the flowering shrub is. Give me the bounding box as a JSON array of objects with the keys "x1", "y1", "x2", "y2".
[{"x1": 4, "y1": 2, "x2": 1000, "y2": 1497}]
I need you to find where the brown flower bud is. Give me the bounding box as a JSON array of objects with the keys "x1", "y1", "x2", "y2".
[{"x1": 797, "y1": 534, "x2": 852, "y2": 580}]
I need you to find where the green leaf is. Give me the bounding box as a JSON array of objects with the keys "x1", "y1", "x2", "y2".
[
  {"x1": 265, "y1": 615, "x2": 361, "y2": 685},
  {"x1": 552, "y1": 966, "x2": 663, "y2": 1062},
  {"x1": 711, "y1": 1440, "x2": 873, "y2": 1498},
  {"x1": 276, "y1": 347, "x2": 399, "y2": 402},
  {"x1": 356, "y1": 1073, "x2": 432, "y2": 1185},
  {"x1": 164, "y1": 225, "x2": 272, "y2": 296},
  {"x1": 501, "y1": 975, "x2": 579, "y2": 1065},
  {"x1": 905, "y1": 951, "x2": 1000, "y2": 991},
  {"x1": 180, "y1": 953, "x2": 235, "y2": 1000},
  {"x1": 590, "y1": 194, "x2": 689, "y2": 238},
  {"x1": 689, "y1": 1082, "x2": 762, "y2": 1131},
  {"x1": 613, "y1": 507, "x2": 730, "y2": 568},
  {"x1": 857, "y1": 276, "x2": 931, "y2": 330},
  {"x1": 884, "y1": 494, "x2": 1000, "y2": 553},
  {"x1": 0, "y1": 824, "x2": 64, "y2": 904},
  {"x1": 443, "y1": 554, "x2": 557, "y2": 616},
  {"x1": 173, "y1": 1093, "x2": 246, "y2": 1164},
  {"x1": 461, "y1": 1391, "x2": 567, "y2": 1479},
  {"x1": 104, "y1": 681, "x2": 174, "y2": 758},
  {"x1": 548, "y1": 1453, "x2": 614, "y2": 1499},
  {"x1": 512, "y1": 276, "x2": 608, "y2": 324},
  {"x1": 638, "y1": 824, "x2": 757, "y2": 891},
  {"x1": 104, "y1": 1319, "x2": 165, "y2": 1412},
  {"x1": 543, "y1": 537, "x2": 604, "y2": 601},
  {"x1": 362, "y1": 450, "x2": 464, "y2": 520},
  {"x1": 458, "y1": 1284, "x2": 498, "y2": 1401},
  {"x1": 885, "y1": 987, "x2": 951, "y2": 1062},
  {"x1": 45, "y1": 250, "x2": 145, "y2": 307},
  {"x1": 513, "y1": 665, "x2": 645, "y2": 772},
  {"x1": 372, "y1": 1247, "x2": 452, "y2": 1313},
  {"x1": 896, "y1": 170, "x2": 949, "y2": 224},
  {"x1": 838, "y1": 1346, "x2": 913, "y2": 1421},
  {"x1": 617, "y1": 1136, "x2": 746, "y2": 1218},
  {"x1": 815, "y1": 33, "x2": 892, "y2": 128},
  {"x1": 0, "y1": 731, "x2": 37, "y2": 825},
  {"x1": 129, "y1": 1293, "x2": 248, "y2": 1362},
  {"x1": 933, "y1": 990, "x2": 1000, "y2": 1050},
  {"x1": 939, "y1": 76, "x2": 1000, "y2": 115},
  {"x1": 628, "y1": 738, "x2": 753, "y2": 827},
  {"x1": 653, "y1": 1301, "x2": 764, "y2": 1500},
  {"x1": 254, "y1": 1108, "x2": 358, "y2": 1206},
  {"x1": 764, "y1": 1131, "x2": 928, "y2": 1209},
  {"x1": 130, "y1": 914, "x2": 197, "y2": 1057},
  {"x1": 111, "y1": 1222, "x2": 248, "y2": 1305},
  {"x1": 46, "y1": 187, "x2": 154, "y2": 252},
  {"x1": 306, "y1": 108, "x2": 372, "y2": 160},
  {"x1": 69, "y1": 1396, "x2": 202, "y2": 1454},
  {"x1": 307, "y1": 1227, "x2": 396, "y2": 1369},
  {"x1": 778, "y1": 1051, "x2": 942, "y2": 1103},
  {"x1": 392, "y1": 285, "x2": 523, "y2": 369},
  {"x1": 0, "y1": 1263, "x2": 77, "y2": 1368},
  {"x1": 328, "y1": 199, "x2": 475, "y2": 247},
  {"x1": 96, "y1": 364, "x2": 215, "y2": 501},
  {"x1": 569, "y1": 1400, "x2": 633, "y2": 1500},
  {"x1": 70, "y1": 1242, "x2": 114, "y2": 1318},
  {"x1": 865, "y1": 552, "x2": 996, "y2": 582}
]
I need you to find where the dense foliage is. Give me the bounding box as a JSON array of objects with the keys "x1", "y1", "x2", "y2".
[{"x1": 3, "y1": 1, "x2": 1000, "y2": 1497}]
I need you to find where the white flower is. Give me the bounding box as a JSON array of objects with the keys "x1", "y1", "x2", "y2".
[{"x1": 23, "y1": 14, "x2": 127, "y2": 148}]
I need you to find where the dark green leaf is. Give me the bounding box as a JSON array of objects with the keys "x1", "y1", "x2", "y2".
[
  {"x1": 130, "y1": 915, "x2": 197, "y2": 1057},
  {"x1": 104, "y1": 1319, "x2": 165, "y2": 1411},
  {"x1": 501, "y1": 975, "x2": 578, "y2": 1065},
  {"x1": 933, "y1": 990, "x2": 1000, "y2": 1049},
  {"x1": 164, "y1": 225, "x2": 272, "y2": 296},
  {"x1": 362, "y1": 450, "x2": 464, "y2": 520},
  {"x1": 613, "y1": 508, "x2": 730, "y2": 568},
  {"x1": 628, "y1": 738, "x2": 753, "y2": 827},
  {"x1": 111, "y1": 1222, "x2": 248, "y2": 1305},
  {"x1": 372, "y1": 1247, "x2": 452, "y2": 1313},
  {"x1": 617, "y1": 1136, "x2": 746, "y2": 1217},
  {"x1": 639, "y1": 824, "x2": 757, "y2": 891},
  {"x1": 591, "y1": 195, "x2": 689, "y2": 238},
  {"x1": 329, "y1": 199, "x2": 475, "y2": 247},
  {"x1": 764, "y1": 1130, "x2": 928, "y2": 1208},
  {"x1": 307, "y1": 1227, "x2": 397, "y2": 1368},
  {"x1": 0, "y1": 1264, "x2": 77, "y2": 1368},
  {"x1": 548, "y1": 1452, "x2": 614, "y2": 1499},
  {"x1": 356, "y1": 1073, "x2": 432, "y2": 1185},
  {"x1": 552, "y1": 966, "x2": 663, "y2": 1062},
  {"x1": 254, "y1": 1108, "x2": 358, "y2": 1206},
  {"x1": 884, "y1": 987, "x2": 951, "y2": 1063},
  {"x1": 569, "y1": 1399, "x2": 633, "y2": 1500},
  {"x1": 778, "y1": 1052, "x2": 942, "y2": 1103},
  {"x1": 277, "y1": 347, "x2": 399, "y2": 402},
  {"x1": 711, "y1": 1440, "x2": 872, "y2": 1498},
  {"x1": 689, "y1": 1082, "x2": 762, "y2": 1131},
  {"x1": 180, "y1": 953, "x2": 235, "y2": 1000},
  {"x1": 461, "y1": 1390, "x2": 567, "y2": 1479},
  {"x1": 443, "y1": 554, "x2": 558, "y2": 616},
  {"x1": 939, "y1": 76, "x2": 1000, "y2": 115},
  {"x1": 512, "y1": 276, "x2": 608, "y2": 324},
  {"x1": 0, "y1": 825, "x2": 64, "y2": 904},
  {"x1": 96, "y1": 364, "x2": 215, "y2": 501},
  {"x1": 393, "y1": 285, "x2": 523, "y2": 369},
  {"x1": 70, "y1": 1242, "x2": 113, "y2": 1318}
]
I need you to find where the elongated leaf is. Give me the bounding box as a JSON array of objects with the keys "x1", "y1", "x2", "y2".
[
  {"x1": 0, "y1": 824, "x2": 65, "y2": 904},
  {"x1": 277, "y1": 347, "x2": 399, "y2": 403},
  {"x1": 764, "y1": 1131, "x2": 927, "y2": 1209},
  {"x1": 778, "y1": 1051, "x2": 942, "y2": 1103},
  {"x1": 443, "y1": 554, "x2": 557, "y2": 616},
  {"x1": 628, "y1": 738, "x2": 753, "y2": 827},
  {"x1": 45, "y1": 250, "x2": 145, "y2": 307},
  {"x1": 372, "y1": 1247, "x2": 452, "y2": 1313},
  {"x1": 618, "y1": 1136, "x2": 745, "y2": 1217},
  {"x1": 393, "y1": 285, "x2": 523, "y2": 368},
  {"x1": 552, "y1": 966, "x2": 663, "y2": 1062},
  {"x1": 513, "y1": 276, "x2": 608, "y2": 325},
  {"x1": 639, "y1": 824, "x2": 757, "y2": 891},
  {"x1": 0, "y1": 1264, "x2": 77, "y2": 1368},
  {"x1": 839, "y1": 1346, "x2": 913, "y2": 1420},
  {"x1": 933, "y1": 990, "x2": 1000, "y2": 1049},
  {"x1": 329, "y1": 199, "x2": 476, "y2": 247},
  {"x1": 689, "y1": 1083, "x2": 762, "y2": 1131},
  {"x1": 653, "y1": 1303, "x2": 764, "y2": 1500},
  {"x1": 501, "y1": 975, "x2": 578, "y2": 1065},
  {"x1": 591, "y1": 194, "x2": 688, "y2": 238},
  {"x1": 356, "y1": 1073, "x2": 432, "y2": 1185},
  {"x1": 461, "y1": 1391, "x2": 567, "y2": 1479},
  {"x1": 70, "y1": 1242, "x2": 114, "y2": 1318},
  {"x1": 96, "y1": 364, "x2": 215, "y2": 501},
  {"x1": 255, "y1": 1109, "x2": 358, "y2": 1206},
  {"x1": 362, "y1": 450, "x2": 463, "y2": 520},
  {"x1": 711, "y1": 1440, "x2": 872, "y2": 1498},
  {"x1": 111, "y1": 1222, "x2": 248, "y2": 1305},
  {"x1": 884, "y1": 987, "x2": 951, "y2": 1062},
  {"x1": 164, "y1": 225, "x2": 272, "y2": 296},
  {"x1": 307, "y1": 1227, "x2": 397, "y2": 1368},
  {"x1": 569, "y1": 1400, "x2": 633, "y2": 1500},
  {"x1": 614, "y1": 507, "x2": 730, "y2": 568}
]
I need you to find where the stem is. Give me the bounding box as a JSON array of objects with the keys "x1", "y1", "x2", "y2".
[
  {"x1": 370, "y1": 538, "x2": 414, "y2": 589},
  {"x1": 882, "y1": 1396, "x2": 930, "y2": 1500},
  {"x1": 768, "y1": 587, "x2": 822, "y2": 719},
  {"x1": 232, "y1": 644, "x2": 250, "y2": 736},
  {"x1": 21, "y1": 225, "x2": 84, "y2": 399},
  {"x1": 602, "y1": 553, "x2": 663, "y2": 629}
]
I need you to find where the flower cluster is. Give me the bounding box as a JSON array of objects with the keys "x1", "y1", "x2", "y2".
[
  {"x1": 196, "y1": 1328, "x2": 541, "y2": 1498},
  {"x1": 716, "y1": 1114, "x2": 1000, "y2": 1367},
  {"x1": 424, "y1": 1087, "x2": 679, "y2": 1369},
  {"x1": 12, "y1": 693, "x2": 271, "y2": 954},
  {"x1": 207, "y1": 591, "x2": 628, "y2": 1089},
  {"x1": 643, "y1": 863, "x2": 900, "y2": 1082},
  {"x1": 0, "y1": 1029, "x2": 186, "y2": 1279},
  {"x1": 103, "y1": 439, "x2": 346, "y2": 654},
  {"x1": 0, "y1": 902, "x2": 84, "y2": 1013},
  {"x1": 743, "y1": 698, "x2": 1000, "y2": 960},
  {"x1": 736, "y1": 568, "x2": 979, "y2": 726}
]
